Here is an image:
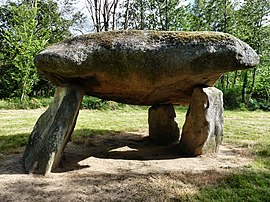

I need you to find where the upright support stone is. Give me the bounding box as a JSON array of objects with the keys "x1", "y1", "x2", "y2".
[
  {"x1": 148, "y1": 104, "x2": 180, "y2": 145},
  {"x1": 179, "y1": 87, "x2": 224, "y2": 156},
  {"x1": 23, "y1": 85, "x2": 84, "y2": 175}
]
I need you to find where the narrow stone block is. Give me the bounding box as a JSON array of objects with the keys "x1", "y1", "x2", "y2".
[
  {"x1": 23, "y1": 85, "x2": 84, "y2": 175},
  {"x1": 148, "y1": 104, "x2": 180, "y2": 145},
  {"x1": 179, "y1": 87, "x2": 224, "y2": 156}
]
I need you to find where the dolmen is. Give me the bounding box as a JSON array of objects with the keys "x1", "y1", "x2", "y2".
[{"x1": 23, "y1": 30, "x2": 259, "y2": 175}]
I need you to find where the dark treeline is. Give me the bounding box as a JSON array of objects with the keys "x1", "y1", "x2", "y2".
[{"x1": 0, "y1": 0, "x2": 269, "y2": 110}]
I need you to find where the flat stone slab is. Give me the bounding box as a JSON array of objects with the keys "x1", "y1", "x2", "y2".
[{"x1": 35, "y1": 30, "x2": 259, "y2": 105}]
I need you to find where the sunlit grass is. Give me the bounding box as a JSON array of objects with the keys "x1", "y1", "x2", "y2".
[
  {"x1": 224, "y1": 111, "x2": 270, "y2": 145},
  {"x1": 75, "y1": 106, "x2": 149, "y2": 132},
  {"x1": 223, "y1": 111, "x2": 270, "y2": 170},
  {"x1": 0, "y1": 109, "x2": 44, "y2": 153},
  {"x1": 189, "y1": 170, "x2": 270, "y2": 202}
]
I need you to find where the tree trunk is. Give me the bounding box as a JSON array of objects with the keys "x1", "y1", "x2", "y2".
[
  {"x1": 242, "y1": 71, "x2": 248, "y2": 103},
  {"x1": 20, "y1": 80, "x2": 27, "y2": 102},
  {"x1": 249, "y1": 67, "x2": 257, "y2": 98},
  {"x1": 112, "y1": 0, "x2": 119, "y2": 30},
  {"x1": 123, "y1": 0, "x2": 130, "y2": 29},
  {"x1": 165, "y1": 0, "x2": 168, "y2": 31},
  {"x1": 140, "y1": 0, "x2": 144, "y2": 30},
  {"x1": 223, "y1": 0, "x2": 227, "y2": 33},
  {"x1": 220, "y1": 74, "x2": 225, "y2": 90},
  {"x1": 103, "y1": 0, "x2": 109, "y2": 31},
  {"x1": 226, "y1": 73, "x2": 230, "y2": 89},
  {"x1": 95, "y1": 0, "x2": 100, "y2": 32},
  {"x1": 232, "y1": 70, "x2": 238, "y2": 87},
  {"x1": 265, "y1": 86, "x2": 269, "y2": 103},
  {"x1": 23, "y1": 85, "x2": 84, "y2": 175}
]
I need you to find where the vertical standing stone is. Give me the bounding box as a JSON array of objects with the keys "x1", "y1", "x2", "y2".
[
  {"x1": 179, "y1": 87, "x2": 224, "y2": 156},
  {"x1": 23, "y1": 85, "x2": 84, "y2": 175},
  {"x1": 148, "y1": 104, "x2": 180, "y2": 145}
]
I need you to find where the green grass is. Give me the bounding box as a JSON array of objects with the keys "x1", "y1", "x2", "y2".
[
  {"x1": 0, "y1": 109, "x2": 44, "y2": 153},
  {"x1": 191, "y1": 170, "x2": 270, "y2": 202},
  {"x1": 223, "y1": 111, "x2": 270, "y2": 170},
  {"x1": 0, "y1": 107, "x2": 269, "y2": 201}
]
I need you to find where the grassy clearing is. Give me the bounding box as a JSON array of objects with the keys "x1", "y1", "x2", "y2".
[
  {"x1": 0, "y1": 107, "x2": 269, "y2": 201},
  {"x1": 224, "y1": 110, "x2": 270, "y2": 170}
]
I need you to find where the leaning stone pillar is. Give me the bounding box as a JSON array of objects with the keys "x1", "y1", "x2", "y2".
[
  {"x1": 148, "y1": 104, "x2": 180, "y2": 145},
  {"x1": 23, "y1": 85, "x2": 84, "y2": 175},
  {"x1": 179, "y1": 87, "x2": 224, "y2": 156}
]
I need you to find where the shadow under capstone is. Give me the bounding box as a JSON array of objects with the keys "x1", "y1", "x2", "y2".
[{"x1": 54, "y1": 129, "x2": 185, "y2": 173}]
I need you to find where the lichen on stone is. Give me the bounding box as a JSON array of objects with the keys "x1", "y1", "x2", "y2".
[{"x1": 63, "y1": 30, "x2": 235, "y2": 48}]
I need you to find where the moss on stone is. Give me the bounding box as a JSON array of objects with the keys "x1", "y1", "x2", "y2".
[
  {"x1": 150, "y1": 30, "x2": 234, "y2": 43},
  {"x1": 63, "y1": 30, "x2": 235, "y2": 46}
]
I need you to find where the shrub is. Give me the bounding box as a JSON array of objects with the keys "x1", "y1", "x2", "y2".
[
  {"x1": 223, "y1": 87, "x2": 242, "y2": 110},
  {"x1": 0, "y1": 97, "x2": 52, "y2": 109},
  {"x1": 81, "y1": 96, "x2": 127, "y2": 110}
]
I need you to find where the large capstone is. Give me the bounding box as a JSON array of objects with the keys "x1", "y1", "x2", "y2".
[{"x1": 35, "y1": 30, "x2": 259, "y2": 106}]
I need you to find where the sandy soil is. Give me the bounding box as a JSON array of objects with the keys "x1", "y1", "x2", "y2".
[{"x1": 0, "y1": 130, "x2": 252, "y2": 202}]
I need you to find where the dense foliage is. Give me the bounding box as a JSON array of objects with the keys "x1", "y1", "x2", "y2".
[
  {"x1": 0, "y1": 0, "x2": 84, "y2": 100},
  {"x1": 0, "y1": 0, "x2": 269, "y2": 110}
]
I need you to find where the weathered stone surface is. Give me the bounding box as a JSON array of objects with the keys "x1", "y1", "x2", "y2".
[
  {"x1": 23, "y1": 86, "x2": 84, "y2": 175},
  {"x1": 35, "y1": 30, "x2": 259, "y2": 105},
  {"x1": 24, "y1": 31, "x2": 259, "y2": 175},
  {"x1": 148, "y1": 104, "x2": 180, "y2": 145},
  {"x1": 179, "y1": 87, "x2": 224, "y2": 156}
]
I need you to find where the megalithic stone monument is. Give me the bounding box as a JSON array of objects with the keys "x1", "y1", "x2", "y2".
[{"x1": 23, "y1": 30, "x2": 259, "y2": 174}]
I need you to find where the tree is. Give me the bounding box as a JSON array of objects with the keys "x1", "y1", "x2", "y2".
[
  {"x1": 0, "y1": 1, "x2": 48, "y2": 101},
  {"x1": 122, "y1": 0, "x2": 131, "y2": 29},
  {"x1": 116, "y1": 0, "x2": 146, "y2": 30},
  {"x1": 233, "y1": 0, "x2": 270, "y2": 104},
  {"x1": 204, "y1": 0, "x2": 235, "y2": 91},
  {"x1": 189, "y1": 0, "x2": 209, "y2": 31},
  {"x1": 119, "y1": 0, "x2": 190, "y2": 31},
  {"x1": 85, "y1": 0, "x2": 120, "y2": 32},
  {"x1": 146, "y1": 0, "x2": 188, "y2": 31},
  {"x1": 0, "y1": 0, "x2": 85, "y2": 99}
]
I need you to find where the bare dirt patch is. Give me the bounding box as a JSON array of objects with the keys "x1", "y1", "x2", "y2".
[{"x1": 0, "y1": 130, "x2": 252, "y2": 201}]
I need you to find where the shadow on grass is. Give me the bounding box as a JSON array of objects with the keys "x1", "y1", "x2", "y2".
[
  {"x1": 0, "y1": 133, "x2": 29, "y2": 154},
  {"x1": 0, "y1": 133, "x2": 30, "y2": 174}
]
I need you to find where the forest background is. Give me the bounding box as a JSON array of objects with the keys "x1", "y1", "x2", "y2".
[{"x1": 0, "y1": 0, "x2": 269, "y2": 110}]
